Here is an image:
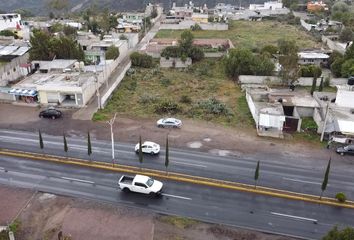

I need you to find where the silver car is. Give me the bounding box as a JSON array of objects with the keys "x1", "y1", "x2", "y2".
[{"x1": 157, "y1": 118, "x2": 182, "y2": 128}]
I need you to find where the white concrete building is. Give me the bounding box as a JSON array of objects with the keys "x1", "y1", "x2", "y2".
[
  {"x1": 298, "y1": 52, "x2": 329, "y2": 66},
  {"x1": 314, "y1": 83, "x2": 354, "y2": 138},
  {"x1": 249, "y1": 1, "x2": 283, "y2": 10},
  {"x1": 0, "y1": 13, "x2": 22, "y2": 31}
]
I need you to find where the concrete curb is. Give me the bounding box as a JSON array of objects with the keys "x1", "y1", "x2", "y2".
[{"x1": 1, "y1": 149, "x2": 353, "y2": 209}]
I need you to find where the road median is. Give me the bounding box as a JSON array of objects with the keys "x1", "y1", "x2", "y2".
[{"x1": 1, "y1": 148, "x2": 353, "y2": 209}]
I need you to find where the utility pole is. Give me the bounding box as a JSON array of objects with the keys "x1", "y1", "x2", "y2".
[
  {"x1": 320, "y1": 102, "x2": 330, "y2": 142},
  {"x1": 107, "y1": 113, "x2": 117, "y2": 166}
]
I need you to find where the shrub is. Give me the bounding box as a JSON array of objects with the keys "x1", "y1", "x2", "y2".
[
  {"x1": 191, "y1": 23, "x2": 202, "y2": 31},
  {"x1": 300, "y1": 65, "x2": 322, "y2": 77},
  {"x1": 161, "y1": 46, "x2": 183, "y2": 59},
  {"x1": 335, "y1": 192, "x2": 346, "y2": 203},
  {"x1": 189, "y1": 46, "x2": 204, "y2": 62},
  {"x1": 138, "y1": 94, "x2": 159, "y2": 104},
  {"x1": 180, "y1": 95, "x2": 192, "y2": 104},
  {"x1": 160, "y1": 78, "x2": 172, "y2": 87},
  {"x1": 154, "y1": 100, "x2": 181, "y2": 114},
  {"x1": 130, "y1": 52, "x2": 154, "y2": 68},
  {"x1": 197, "y1": 97, "x2": 231, "y2": 115},
  {"x1": 105, "y1": 45, "x2": 120, "y2": 60}
]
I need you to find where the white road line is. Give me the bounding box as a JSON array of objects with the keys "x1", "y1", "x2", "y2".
[
  {"x1": 270, "y1": 212, "x2": 317, "y2": 223},
  {"x1": 173, "y1": 161, "x2": 207, "y2": 168},
  {"x1": 61, "y1": 177, "x2": 95, "y2": 184},
  {"x1": 0, "y1": 167, "x2": 5, "y2": 171},
  {"x1": 162, "y1": 193, "x2": 192, "y2": 200},
  {"x1": 283, "y1": 177, "x2": 322, "y2": 185}
]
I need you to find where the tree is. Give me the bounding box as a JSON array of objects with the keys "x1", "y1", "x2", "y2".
[
  {"x1": 322, "y1": 226, "x2": 354, "y2": 240},
  {"x1": 179, "y1": 30, "x2": 194, "y2": 52},
  {"x1": 277, "y1": 39, "x2": 300, "y2": 83},
  {"x1": 224, "y1": 48, "x2": 254, "y2": 79},
  {"x1": 87, "y1": 131, "x2": 92, "y2": 159},
  {"x1": 130, "y1": 52, "x2": 154, "y2": 68},
  {"x1": 29, "y1": 30, "x2": 52, "y2": 61},
  {"x1": 339, "y1": 28, "x2": 354, "y2": 43},
  {"x1": 254, "y1": 161, "x2": 260, "y2": 188},
  {"x1": 344, "y1": 43, "x2": 354, "y2": 60},
  {"x1": 151, "y1": 8, "x2": 158, "y2": 18},
  {"x1": 14, "y1": 8, "x2": 34, "y2": 18},
  {"x1": 63, "y1": 133, "x2": 68, "y2": 157},
  {"x1": 188, "y1": 46, "x2": 204, "y2": 62},
  {"x1": 261, "y1": 45, "x2": 278, "y2": 55},
  {"x1": 39, "y1": 130, "x2": 44, "y2": 151},
  {"x1": 138, "y1": 135, "x2": 143, "y2": 169},
  {"x1": 29, "y1": 30, "x2": 84, "y2": 61},
  {"x1": 165, "y1": 135, "x2": 169, "y2": 175},
  {"x1": 251, "y1": 54, "x2": 275, "y2": 76},
  {"x1": 63, "y1": 25, "x2": 77, "y2": 37},
  {"x1": 161, "y1": 46, "x2": 183, "y2": 58},
  {"x1": 105, "y1": 45, "x2": 120, "y2": 60},
  {"x1": 320, "y1": 158, "x2": 331, "y2": 200},
  {"x1": 341, "y1": 59, "x2": 354, "y2": 78},
  {"x1": 331, "y1": 58, "x2": 345, "y2": 77}
]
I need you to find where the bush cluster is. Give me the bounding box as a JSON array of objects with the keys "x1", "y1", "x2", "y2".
[
  {"x1": 130, "y1": 52, "x2": 154, "y2": 68},
  {"x1": 197, "y1": 98, "x2": 231, "y2": 115},
  {"x1": 300, "y1": 65, "x2": 322, "y2": 77},
  {"x1": 154, "y1": 100, "x2": 181, "y2": 114}
]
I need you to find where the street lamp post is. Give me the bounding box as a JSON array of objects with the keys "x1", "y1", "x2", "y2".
[{"x1": 107, "y1": 113, "x2": 117, "y2": 166}]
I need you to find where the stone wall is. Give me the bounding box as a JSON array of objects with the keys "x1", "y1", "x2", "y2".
[{"x1": 160, "y1": 57, "x2": 192, "y2": 68}]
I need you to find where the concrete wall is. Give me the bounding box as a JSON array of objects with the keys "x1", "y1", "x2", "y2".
[
  {"x1": 160, "y1": 57, "x2": 192, "y2": 68},
  {"x1": 322, "y1": 35, "x2": 346, "y2": 54},
  {"x1": 101, "y1": 61, "x2": 132, "y2": 108},
  {"x1": 295, "y1": 106, "x2": 314, "y2": 117},
  {"x1": 160, "y1": 21, "x2": 228, "y2": 30},
  {"x1": 300, "y1": 19, "x2": 314, "y2": 31},
  {"x1": 238, "y1": 75, "x2": 348, "y2": 87},
  {"x1": 336, "y1": 88, "x2": 354, "y2": 108},
  {"x1": 0, "y1": 53, "x2": 30, "y2": 86},
  {"x1": 204, "y1": 52, "x2": 226, "y2": 58}
]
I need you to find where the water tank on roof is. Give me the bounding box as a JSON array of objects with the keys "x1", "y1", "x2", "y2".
[{"x1": 348, "y1": 76, "x2": 354, "y2": 86}]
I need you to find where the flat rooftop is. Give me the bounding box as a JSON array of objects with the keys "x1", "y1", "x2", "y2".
[{"x1": 15, "y1": 72, "x2": 95, "y2": 89}]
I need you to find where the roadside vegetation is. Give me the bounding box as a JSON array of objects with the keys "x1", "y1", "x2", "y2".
[
  {"x1": 93, "y1": 59, "x2": 254, "y2": 129},
  {"x1": 155, "y1": 20, "x2": 320, "y2": 50}
]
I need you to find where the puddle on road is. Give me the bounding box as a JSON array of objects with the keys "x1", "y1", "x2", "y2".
[{"x1": 187, "y1": 141, "x2": 203, "y2": 148}]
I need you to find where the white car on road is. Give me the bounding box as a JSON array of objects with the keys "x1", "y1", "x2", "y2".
[
  {"x1": 135, "y1": 141, "x2": 160, "y2": 155},
  {"x1": 157, "y1": 118, "x2": 182, "y2": 128}
]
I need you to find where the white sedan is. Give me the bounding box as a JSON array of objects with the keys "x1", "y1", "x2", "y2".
[
  {"x1": 135, "y1": 141, "x2": 160, "y2": 155},
  {"x1": 157, "y1": 118, "x2": 182, "y2": 128}
]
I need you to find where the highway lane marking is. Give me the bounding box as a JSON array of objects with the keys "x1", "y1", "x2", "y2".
[
  {"x1": 173, "y1": 161, "x2": 207, "y2": 168},
  {"x1": 162, "y1": 193, "x2": 192, "y2": 200},
  {"x1": 283, "y1": 177, "x2": 323, "y2": 186},
  {"x1": 61, "y1": 177, "x2": 95, "y2": 184},
  {"x1": 270, "y1": 212, "x2": 318, "y2": 223},
  {"x1": 0, "y1": 167, "x2": 5, "y2": 171}
]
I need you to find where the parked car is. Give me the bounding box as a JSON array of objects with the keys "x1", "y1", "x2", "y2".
[
  {"x1": 157, "y1": 118, "x2": 182, "y2": 128},
  {"x1": 39, "y1": 107, "x2": 62, "y2": 119},
  {"x1": 336, "y1": 145, "x2": 354, "y2": 156},
  {"x1": 135, "y1": 141, "x2": 160, "y2": 155},
  {"x1": 118, "y1": 174, "x2": 163, "y2": 196}
]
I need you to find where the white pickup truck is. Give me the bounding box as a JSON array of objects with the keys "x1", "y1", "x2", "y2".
[{"x1": 118, "y1": 174, "x2": 163, "y2": 196}]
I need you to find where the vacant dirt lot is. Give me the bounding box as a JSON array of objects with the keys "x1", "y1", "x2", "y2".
[{"x1": 0, "y1": 185, "x2": 297, "y2": 240}]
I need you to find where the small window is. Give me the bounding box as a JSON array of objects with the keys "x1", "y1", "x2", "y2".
[{"x1": 135, "y1": 182, "x2": 146, "y2": 188}]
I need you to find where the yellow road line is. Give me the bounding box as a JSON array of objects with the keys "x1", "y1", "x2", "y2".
[{"x1": 0, "y1": 149, "x2": 353, "y2": 209}]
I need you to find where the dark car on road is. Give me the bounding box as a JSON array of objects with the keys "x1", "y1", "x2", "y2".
[
  {"x1": 336, "y1": 145, "x2": 354, "y2": 156},
  {"x1": 39, "y1": 108, "x2": 62, "y2": 119}
]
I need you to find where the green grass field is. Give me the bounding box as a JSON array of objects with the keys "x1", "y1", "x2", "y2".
[
  {"x1": 93, "y1": 59, "x2": 254, "y2": 129},
  {"x1": 155, "y1": 20, "x2": 320, "y2": 50}
]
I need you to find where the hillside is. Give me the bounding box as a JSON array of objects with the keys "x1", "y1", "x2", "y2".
[{"x1": 1, "y1": 0, "x2": 268, "y2": 16}]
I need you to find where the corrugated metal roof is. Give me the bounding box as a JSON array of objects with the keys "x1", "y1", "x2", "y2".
[
  {"x1": 10, "y1": 46, "x2": 29, "y2": 56},
  {"x1": 0, "y1": 46, "x2": 18, "y2": 55}
]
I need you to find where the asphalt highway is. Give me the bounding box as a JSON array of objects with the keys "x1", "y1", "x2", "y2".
[
  {"x1": 1, "y1": 129, "x2": 354, "y2": 200},
  {"x1": 0, "y1": 154, "x2": 353, "y2": 240}
]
